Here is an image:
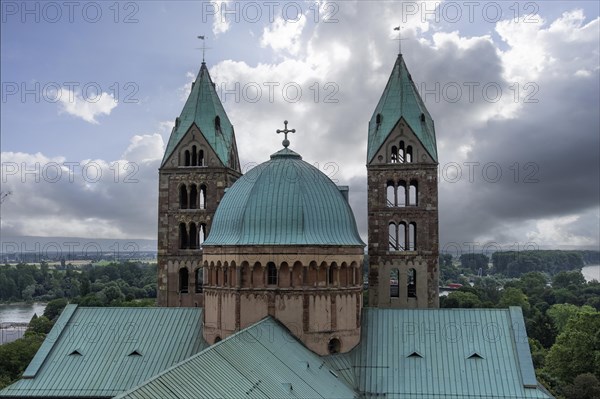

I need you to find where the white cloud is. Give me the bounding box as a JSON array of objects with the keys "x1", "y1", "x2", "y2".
[
  {"x1": 57, "y1": 88, "x2": 118, "y2": 124},
  {"x1": 121, "y1": 134, "x2": 165, "y2": 163},
  {"x1": 260, "y1": 15, "x2": 306, "y2": 55},
  {"x1": 179, "y1": 72, "x2": 196, "y2": 101},
  {"x1": 0, "y1": 126, "x2": 168, "y2": 240},
  {"x1": 211, "y1": 0, "x2": 231, "y2": 36}
]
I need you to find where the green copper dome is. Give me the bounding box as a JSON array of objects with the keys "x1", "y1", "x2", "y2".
[{"x1": 203, "y1": 148, "x2": 365, "y2": 246}]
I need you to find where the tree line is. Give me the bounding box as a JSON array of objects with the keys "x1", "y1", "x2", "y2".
[{"x1": 0, "y1": 261, "x2": 156, "y2": 305}]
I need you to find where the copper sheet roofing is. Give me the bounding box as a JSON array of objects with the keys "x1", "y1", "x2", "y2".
[
  {"x1": 0, "y1": 305, "x2": 205, "y2": 398},
  {"x1": 367, "y1": 54, "x2": 437, "y2": 163},
  {"x1": 203, "y1": 147, "x2": 365, "y2": 246}
]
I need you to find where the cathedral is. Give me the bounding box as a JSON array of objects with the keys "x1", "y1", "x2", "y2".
[{"x1": 1, "y1": 53, "x2": 554, "y2": 398}]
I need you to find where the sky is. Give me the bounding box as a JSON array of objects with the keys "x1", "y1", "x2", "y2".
[{"x1": 1, "y1": 0, "x2": 599, "y2": 255}]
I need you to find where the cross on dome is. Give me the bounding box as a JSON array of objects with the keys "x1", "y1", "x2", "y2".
[{"x1": 276, "y1": 120, "x2": 296, "y2": 148}]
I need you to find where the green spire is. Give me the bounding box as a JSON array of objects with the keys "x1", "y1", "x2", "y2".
[
  {"x1": 367, "y1": 54, "x2": 437, "y2": 163},
  {"x1": 161, "y1": 62, "x2": 238, "y2": 169}
]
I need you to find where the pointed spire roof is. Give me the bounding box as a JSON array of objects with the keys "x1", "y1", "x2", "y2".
[
  {"x1": 161, "y1": 62, "x2": 237, "y2": 168},
  {"x1": 367, "y1": 54, "x2": 437, "y2": 163}
]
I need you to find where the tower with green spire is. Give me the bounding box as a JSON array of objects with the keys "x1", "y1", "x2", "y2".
[
  {"x1": 157, "y1": 61, "x2": 242, "y2": 307},
  {"x1": 366, "y1": 54, "x2": 439, "y2": 308}
]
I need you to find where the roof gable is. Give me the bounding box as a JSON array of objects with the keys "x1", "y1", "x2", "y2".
[
  {"x1": 0, "y1": 305, "x2": 206, "y2": 398},
  {"x1": 115, "y1": 318, "x2": 358, "y2": 399},
  {"x1": 161, "y1": 62, "x2": 238, "y2": 169},
  {"x1": 367, "y1": 55, "x2": 437, "y2": 163}
]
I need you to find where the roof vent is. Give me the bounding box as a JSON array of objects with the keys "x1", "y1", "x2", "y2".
[
  {"x1": 175, "y1": 117, "x2": 180, "y2": 128},
  {"x1": 68, "y1": 350, "x2": 82, "y2": 356},
  {"x1": 407, "y1": 351, "x2": 423, "y2": 358},
  {"x1": 468, "y1": 352, "x2": 484, "y2": 359},
  {"x1": 420, "y1": 113, "x2": 425, "y2": 122},
  {"x1": 128, "y1": 350, "x2": 142, "y2": 357}
]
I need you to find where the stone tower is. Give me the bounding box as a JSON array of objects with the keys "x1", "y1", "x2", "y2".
[
  {"x1": 201, "y1": 134, "x2": 365, "y2": 355},
  {"x1": 157, "y1": 61, "x2": 241, "y2": 307},
  {"x1": 367, "y1": 54, "x2": 439, "y2": 308}
]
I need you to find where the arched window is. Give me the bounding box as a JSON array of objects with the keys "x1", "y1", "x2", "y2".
[
  {"x1": 409, "y1": 180, "x2": 418, "y2": 206},
  {"x1": 179, "y1": 185, "x2": 188, "y2": 209},
  {"x1": 199, "y1": 150, "x2": 205, "y2": 166},
  {"x1": 223, "y1": 266, "x2": 228, "y2": 285},
  {"x1": 195, "y1": 268, "x2": 203, "y2": 293},
  {"x1": 390, "y1": 146, "x2": 398, "y2": 163},
  {"x1": 179, "y1": 268, "x2": 189, "y2": 293},
  {"x1": 215, "y1": 265, "x2": 220, "y2": 286},
  {"x1": 390, "y1": 268, "x2": 399, "y2": 298},
  {"x1": 399, "y1": 141, "x2": 405, "y2": 163},
  {"x1": 386, "y1": 181, "x2": 395, "y2": 207},
  {"x1": 199, "y1": 185, "x2": 207, "y2": 209},
  {"x1": 179, "y1": 223, "x2": 188, "y2": 249},
  {"x1": 388, "y1": 222, "x2": 398, "y2": 251},
  {"x1": 328, "y1": 265, "x2": 335, "y2": 285},
  {"x1": 192, "y1": 145, "x2": 198, "y2": 166},
  {"x1": 199, "y1": 223, "x2": 206, "y2": 247},
  {"x1": 189, "y1": 223, "x2": 197, "y2": 249},
  {"x1": 398, "y1": 222, "x2": 407, "y2": 251},
  {"x1": 328, "y1": 338, "x2": 341, "y2": 354},
  {"x1": 409, "y1": 222, "x2": 416, "y2": 251},
  {"x1": 240, "y1": 263, "x2": 249, "y2": 288},
  {"x1": 189, "y1": 184, "x2": 198, "y2": 209},
  {"x1": 407, "y1": 268, "x2": 417, "y2": 298},
  {"x1": 267, "y1": 262, "x2": 277, "y2": 285},
  {"x1": 398, "y1": 180, "x2": 406, "y2": 207},
  {"x1": 184, "y1": 150, "x2": 191, "y2": 166},
  {"x1": 406, "y1": 146, "x2": 413, "y2": 163}
]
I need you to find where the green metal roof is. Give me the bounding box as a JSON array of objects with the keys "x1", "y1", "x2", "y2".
[
  {"x1": 0, "y1": 305, "x2": 206, "y2": 398},
  {"x1": 161, "y1": 62, "x2": 237, "y2": 168},
  {"x1": 203, "y1": 147, "x2": 365, "y2": 246},
  {"x1": 115, "y1": 318, "x2": 358, "y2": 399},
  {"x1": 367, "y1": 54, "x2": 438, "y2": 163},
  {"x1": 326, "y1": 307, "x2": 552, "y2": 399}
]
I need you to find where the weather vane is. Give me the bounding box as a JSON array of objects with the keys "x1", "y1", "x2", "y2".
[
  {"x1": 196, "y1": 35, "x2": 211, "y2": 63},
  {"x1": 393, "y1": 25, "x2": 407, "y2": 55},
  {"x1": 276, "y1": 120, "x2": 296, "y2": 148}
]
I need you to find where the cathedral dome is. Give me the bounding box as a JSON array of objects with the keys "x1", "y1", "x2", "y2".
[{"x1": 203, "y1": 147, "x2": 364, "y2": 246}]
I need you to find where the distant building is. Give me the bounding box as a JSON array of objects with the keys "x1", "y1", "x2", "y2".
[{"x1": 0, "y1": 53, "x2": 553, "y2": 399}]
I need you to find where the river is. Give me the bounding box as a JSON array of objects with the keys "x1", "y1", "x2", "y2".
[
  {"x1": 582, "y1": 264, "x2": 600, "y2": 282},
  {"x1": 0, "y1": 302, "x2": 47, "y2": 345}
]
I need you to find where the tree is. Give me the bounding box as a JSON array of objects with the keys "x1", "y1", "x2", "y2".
[
  {"x1": 460, "y1": 253, "x2": 488, "y2": 273},
  {"x1": 544, "y1": 310, "x2": 600, "y2": 385},
  {"x1": 26, "y1": 316, "x2": 53, "y2": 335},
  {"x1": 563, "y1": 373, "x2": 600, "y2": 399},
  {"x1": 43, "y1": 298, "x2": 69, "y2": 321},
  {"x1": 443, "y1": 291, "x2": 482, "y2": 308},
  {"x1": 499, "y1": 287, "x2": 530, "y2": 313},
  {"x1": 547, "y1": 303, "x2": 595, "y2": 334},
  {"x1": 553, "y1": 271, "x2": 586, "y2": 290},
  {"x1": 0, "y1": 334, "x2": 45, "y2": 385}
]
